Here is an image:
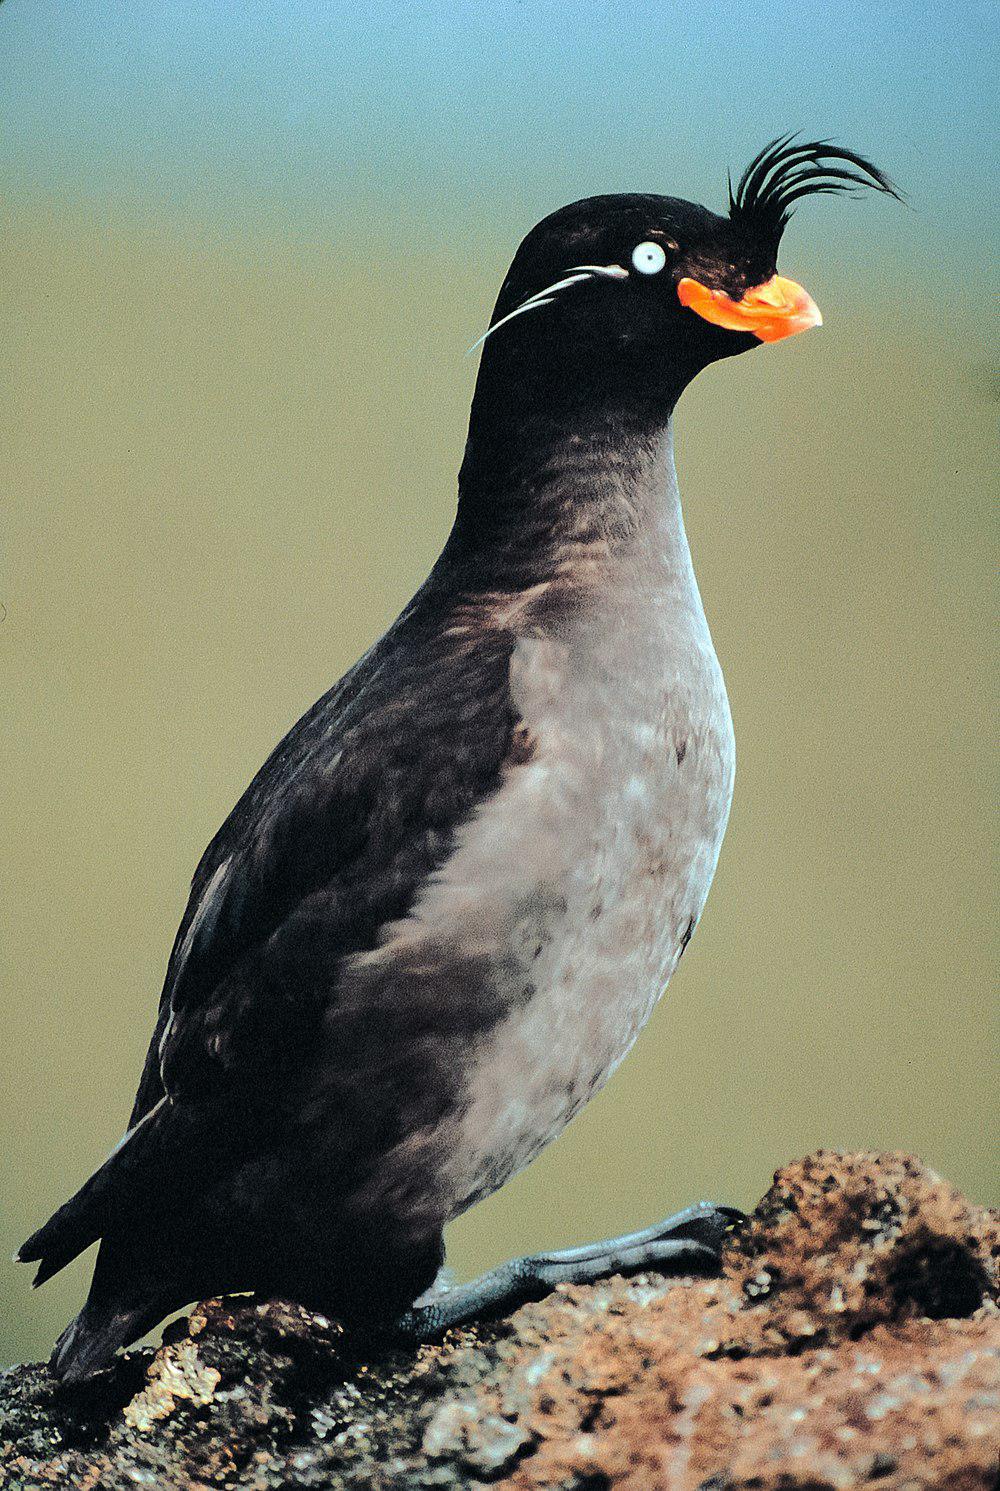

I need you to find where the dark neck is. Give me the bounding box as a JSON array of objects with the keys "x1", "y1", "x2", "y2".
[{"x1": 445, "y1": 387, "x2": 682, "y2": 585}]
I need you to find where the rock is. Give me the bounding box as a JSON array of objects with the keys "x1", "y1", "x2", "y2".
[{"x1": 1, "y1": 1151, "x2": 996, "y2": 1490}]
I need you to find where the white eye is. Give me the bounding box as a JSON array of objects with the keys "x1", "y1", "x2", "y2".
[{"x1": 631, "y1": 240, "x2": 667, "y2": 275}]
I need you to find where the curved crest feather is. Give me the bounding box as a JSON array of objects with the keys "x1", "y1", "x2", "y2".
[{"x1": 730, "y1": 134, "x2": 902, "y2": 247}]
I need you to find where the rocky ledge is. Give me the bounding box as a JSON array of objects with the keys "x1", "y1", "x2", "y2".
[{"x1": 1, "y1": 1151, "x2": 997, "y2": 1490}]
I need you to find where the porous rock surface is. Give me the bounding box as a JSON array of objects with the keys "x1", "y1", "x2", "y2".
[{"x1": 1, "y1": 1151, "x2": 997, "y2": 1490}]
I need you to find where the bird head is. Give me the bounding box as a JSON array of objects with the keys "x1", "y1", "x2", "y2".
[{"x1": 471, "y1": 137, "x2": 900, "y2": 417}]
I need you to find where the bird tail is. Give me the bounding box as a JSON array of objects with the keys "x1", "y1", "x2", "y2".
[
  {"x1": 17, "y1": 1100, "x2": 170, "y2": 1289},
  {"x1": 49, "y1": 1288, "x2": 166, "y2": 1384}
]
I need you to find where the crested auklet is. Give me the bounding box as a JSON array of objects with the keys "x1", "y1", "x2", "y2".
[{"x1": 20, "y1": 137, "x2": 899, "y2": 1382}]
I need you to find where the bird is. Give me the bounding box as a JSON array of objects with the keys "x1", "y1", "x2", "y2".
[{"x1": 19, "y1": 136, "x2": 899, "y2": 1383}]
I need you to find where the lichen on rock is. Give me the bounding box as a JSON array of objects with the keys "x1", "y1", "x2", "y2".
[{"x1": 1, "y1": 1151, "x2": 997, "y2": 1490}]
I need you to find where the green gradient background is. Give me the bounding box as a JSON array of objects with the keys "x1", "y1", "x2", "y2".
[{"x1": 2, "y1": 1, "x2": 997, "y2": 1367}]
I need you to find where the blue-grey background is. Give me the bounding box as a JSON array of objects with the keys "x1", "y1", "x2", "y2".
[{"x1": 3, "y1": 0, "x2": 997, "y2": 1365}]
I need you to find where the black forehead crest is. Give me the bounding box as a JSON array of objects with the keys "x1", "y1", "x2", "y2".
[{"x1": 729, "y1": 134, "x2": 901, "y2": 248}]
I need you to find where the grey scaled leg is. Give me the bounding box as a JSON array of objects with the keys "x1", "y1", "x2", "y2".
[{"x1": 388, "y1": 1200, "x2": 744, "y2": 1342}]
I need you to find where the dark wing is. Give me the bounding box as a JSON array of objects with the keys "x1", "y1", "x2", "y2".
[
  {"x1": 20, "y1": 578, "x2": 522, "y2": 1289},
  {"x1": 128, "y1": 579, "x2": 520, "y2": 1125}
]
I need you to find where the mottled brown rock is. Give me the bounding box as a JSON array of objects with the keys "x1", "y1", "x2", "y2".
[
  {"x1": 1, "y1": 1151, "x2": 997, "y2": 1490},
  {"x1": 726, "y1": 1150, "x2": 999, "y2": 1350}
]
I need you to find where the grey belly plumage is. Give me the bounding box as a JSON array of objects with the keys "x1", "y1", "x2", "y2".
[{"x1": 344, "y1": 576, "x2": 735, "y2": 1231}]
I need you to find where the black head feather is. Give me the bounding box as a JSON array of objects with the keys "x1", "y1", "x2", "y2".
[{"x1": 729, "y1": 134, "x2": 902, "y2": 251}]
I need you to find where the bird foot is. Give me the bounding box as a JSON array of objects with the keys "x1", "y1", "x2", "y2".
[{"x1": 386, "y1": 1200, "x2": 745, "y2": 1343}]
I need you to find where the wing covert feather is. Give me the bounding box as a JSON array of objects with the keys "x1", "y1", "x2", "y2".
[{"x1": 129, "y1": 599, "x2": 519, "y2": 1125}]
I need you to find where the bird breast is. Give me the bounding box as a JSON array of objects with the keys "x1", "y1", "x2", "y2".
[{"x1": 411, "y1": 568, "x2": 736, "y2": 1223}]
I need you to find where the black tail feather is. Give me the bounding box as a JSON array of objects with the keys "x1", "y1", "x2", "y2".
[
  {"x1": 50, "y1": 1292, "x2": 165, "y2": 1384},
  {"x1": 17, "y1": 1100, "x2": 170, "y2": 1287}
]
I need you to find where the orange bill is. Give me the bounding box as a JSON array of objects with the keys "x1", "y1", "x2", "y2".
[{"x1": 676, "y1": 274, "x2": 822, "y2": 342}]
